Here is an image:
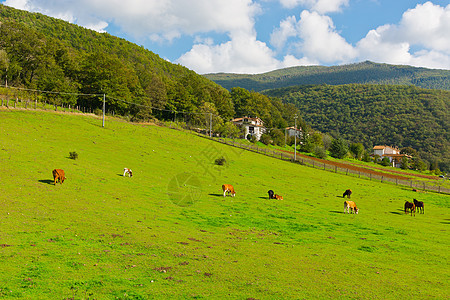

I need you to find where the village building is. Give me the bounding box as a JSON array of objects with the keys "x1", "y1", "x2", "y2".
[
  {"x1": 373, "y1": 145, "x2": 411, "y2": 168},
  {"x1": 285, "y1": 126, "x2": 302, "y2": 138},
  {"x1": 231, "y1": 116, "x2": 266, "y2": 141}
]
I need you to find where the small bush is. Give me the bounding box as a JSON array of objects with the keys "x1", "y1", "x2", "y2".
[
  {"x1": 215, "y1": 157, "x2": 227, "y2": 166},
  {"x1": 314, "y1": 146, "x2": 327, "y2": 159},
  {"x1": 69, "y1": 151, "x2": 78, "y2": 160}
]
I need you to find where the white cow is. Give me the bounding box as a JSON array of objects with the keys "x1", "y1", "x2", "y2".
[{"x1": 123, "y1": 168, "x2": 133, "y2": 177}]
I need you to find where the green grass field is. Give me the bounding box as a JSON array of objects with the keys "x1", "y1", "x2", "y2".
[{"x1": 0, "y1": 109, "x2": 448, "y2": 299}]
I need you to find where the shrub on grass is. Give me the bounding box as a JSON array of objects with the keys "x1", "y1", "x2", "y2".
[
  {"x1": 69, "y1": 151, "x2": 78, "y2": 160},
  {"x1": 215, "y1": 157, "x2": 227, "y2": 166}
]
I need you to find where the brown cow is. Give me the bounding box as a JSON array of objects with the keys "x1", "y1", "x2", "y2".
[
  {"x1": 274, "y1": 194, "x2": 283, "y2": 200},
  {"x1": 404, "y1": 201, "x2": 415, "y2": 216},
  {"x1": 52, "y1": 169, "x2": 66, "y2": 185},
  {"x1": 222, "y1": 184, "x2": 236, "y2": 197},
  {"x1": 344, "y1": 201, "x2": 359, "y2": 214}
]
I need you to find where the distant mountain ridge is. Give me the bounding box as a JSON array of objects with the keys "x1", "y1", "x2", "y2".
[{"x1": 204, "y1": 61, "x2": 450, "y2": 91}]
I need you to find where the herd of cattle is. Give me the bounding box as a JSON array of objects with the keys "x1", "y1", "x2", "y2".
[{"x1": 52, "y1": 169, "x2": 424, "y2": 216}]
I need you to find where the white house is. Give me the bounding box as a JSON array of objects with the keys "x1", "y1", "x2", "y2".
[
  {"x1": 231, "y1": 116, "x2": 266, "y2": 141},
  {"x1": 373, "y1": 145, "x2": 410, "y2": 168},
  {"x1": 285, "y1": 126, "x2": 302, "y2": 138}
]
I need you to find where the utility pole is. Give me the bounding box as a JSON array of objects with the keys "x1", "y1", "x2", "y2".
[
  {"x1": 102, "y1": 94, "x2": 105, "y2": 128},
  {"x1": 294, "y1": 114, "x2": 298, "y2": 161},
  {"x1": 209, "y1": 113, "x2": 212, "y2": 138}
]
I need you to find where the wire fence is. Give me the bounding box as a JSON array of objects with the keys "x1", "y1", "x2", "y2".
[{"x1": 205, "y1": 136, "x2": 450, "y2": 195}]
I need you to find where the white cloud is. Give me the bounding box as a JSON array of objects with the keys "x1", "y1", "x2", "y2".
[
  {"x1": 270, "y1": 15, "x2": 298, "y2": 50},
  {"x1": 270, "y1": 10, "x2": 357, "y2": 64},
  {"x1": 3, "y1": 0, "x2": 261, "y2": 39},
  {"x1": 357, "y1": 2, "x2": 450, "y2": 69},
  {"x1": 278, "y1": 0, "x2": 349, "y2": 14},
  {"x1": 177, "y1": 31, "x2": 281, "y2": 74}
]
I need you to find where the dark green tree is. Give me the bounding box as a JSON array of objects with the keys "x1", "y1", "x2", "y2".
[{"x1": 329, "y1": 138, "x2": 349, "y2": 159}]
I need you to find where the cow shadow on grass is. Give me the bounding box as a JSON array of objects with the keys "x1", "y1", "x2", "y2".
[
  {"x1": 208, "y1": 193, "x2": 223, "y2": 197},
  {"x1": 39, "y1": 179, "x2": 54, "y2": 185},
  {"x1": 329, "y1": 210, "x2": 344, "y2": 214}
]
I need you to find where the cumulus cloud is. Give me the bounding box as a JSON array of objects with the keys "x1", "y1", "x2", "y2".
[
  {"x1": 357, "y1": 2, "x2": 450, "y2": 69},
  {"x1": 177, "y1": 32, "x2": 281, "y2": 74},
  {"x1": 278, "y1": 0, "x2": 349, "y2": 14},
  {"x1": 3, "y1": 0, "x2": 260, "y2": 39},
  {"x1": 270, "y1": 10, "x2": 357, "y2": 64}
]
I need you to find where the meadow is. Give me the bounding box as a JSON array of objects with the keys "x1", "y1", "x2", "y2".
[{"x1": 0, "y1": 109, "x2": 448, "y2": 299}]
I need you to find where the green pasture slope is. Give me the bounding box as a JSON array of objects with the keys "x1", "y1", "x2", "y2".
[{"x1": 0, "y1": 109, "x2": 448, "y2": 299}]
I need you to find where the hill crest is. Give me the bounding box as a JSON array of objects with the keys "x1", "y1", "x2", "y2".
[{"x1": 204, "y1": 61, "x2": 450, "y2": 91}]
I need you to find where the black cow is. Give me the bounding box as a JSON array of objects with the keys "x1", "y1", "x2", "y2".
[
  {"x1": 343, "y1": 189, "x2": 352, "y2": 198},
  {"x1": 268, "y1": 190, "x2": 275, "y2": 199},
  {"x1": 404, "y1": 201, "x2": 416, "y2": 216},
  {"x1": 413, "y1": 199, "x2": 424, "y2": 214}
]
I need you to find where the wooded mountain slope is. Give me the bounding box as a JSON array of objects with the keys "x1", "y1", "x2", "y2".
[
  {"x1": 0, "y1": 4, "x2": 298, "y2": 128},
  {"x1": 204, "y1": 61, "x2": 450, "y2": 92},
  {"x1": 264, "y1": 84, "x2": 450, "y2": 170}
]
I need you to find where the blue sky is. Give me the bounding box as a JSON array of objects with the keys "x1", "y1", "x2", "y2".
[{"x1": 2, "y1": 0, "x2": 449, "y2": 73}]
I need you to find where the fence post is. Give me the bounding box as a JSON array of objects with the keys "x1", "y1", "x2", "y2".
[{"x1": 335, "y1": 166, "x2": 337, "y2": 173}]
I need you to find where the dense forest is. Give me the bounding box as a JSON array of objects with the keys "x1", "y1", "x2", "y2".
[
  {"x1": 0, "y1": 4, "x2": 299, "y2": 130},
  {"x1": 264, "y1": 84, "x2": 450, "y2": 171},
  {"x1": 204, "y1": 61, "x2": 450, "y2": 92}
]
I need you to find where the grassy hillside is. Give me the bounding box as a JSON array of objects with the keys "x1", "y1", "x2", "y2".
[
  {"x1": 204, "y1": 61, "x2": 450, "y2": 91},
  {"x1": 0, "y1": 109, "x2": 449, "y2": 299}
]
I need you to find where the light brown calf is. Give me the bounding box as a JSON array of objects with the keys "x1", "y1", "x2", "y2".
[
  {"x1": 344, "y1": 200, "x2": 359, "y2": 214},
  {"x1": 222, "y1": 184, "x2": 236, "y2": 197}
]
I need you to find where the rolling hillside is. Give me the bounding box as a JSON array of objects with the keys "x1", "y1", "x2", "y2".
[
  {"x1": 0, "y1": 109, "x2": 449, "y2": 298},
  {"x1": 204, "y1": 61, "x2": 450, "y2": 92}
]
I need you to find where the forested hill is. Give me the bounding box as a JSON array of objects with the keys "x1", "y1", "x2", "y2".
[
  {"x1": 264, "y1": 84, "x2": 450, "y2": 170},
  {"x1": 204, "y1": 61, "x2": 450, "y2": 92},
  {"x1": 0, "y1": 4, "x2": 300, "y2": 128}
]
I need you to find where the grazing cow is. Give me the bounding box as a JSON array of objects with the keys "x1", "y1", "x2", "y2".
[
  {"x1": 344, "y1": 201, "x2": 359, "y2": 214},
  {"x1": 268, "y1": 190, "x2": 275, "y2": 199},
  {"x1": 123, "y1": 168, "x2": 133, "y2": 177},
  {"x1": 52, "y1": 169, "x2": 66, "y2": 185},
  {"x1": 404, "y1": 201, "x2": 416, "y2": 216},
  {"x1": 343, "y1": 189, "x2": 352, "y2": 198},
  {"x1": 275, "y1": 194, "x2": 283, "y2": 200},
  {"x1": 413, "y1": 199, "x2": 424, "y2": 214},
  {"x1": 222, "y1": 184, "x2": 236, "y2": 197}
]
